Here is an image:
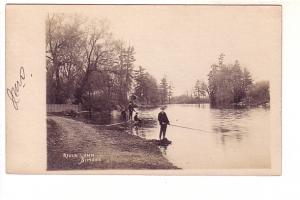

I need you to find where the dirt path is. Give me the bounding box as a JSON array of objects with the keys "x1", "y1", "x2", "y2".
[{"x1": 47, "y1": 116, "x2": 177, "y2": 170}]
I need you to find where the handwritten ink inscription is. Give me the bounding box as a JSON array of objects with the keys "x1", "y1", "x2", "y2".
[{"x1": 7, "y1": 66, "x2": 26, "y2": 110}]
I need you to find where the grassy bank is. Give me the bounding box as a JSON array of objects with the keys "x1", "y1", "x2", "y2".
[{"x1": 47, "y1": 116, "x2": 178, "y2": 170}]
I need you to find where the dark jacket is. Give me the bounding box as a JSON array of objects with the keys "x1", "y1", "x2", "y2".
[
  {"x1": 128, "y1": 104, "x2": 135, "y2": 112},
  {"x1": 158, "y1": 111, "x2": 170, "y2": 125},
  {"x1": 134, "y1": 114, "x2": 139, "y2": 121}
]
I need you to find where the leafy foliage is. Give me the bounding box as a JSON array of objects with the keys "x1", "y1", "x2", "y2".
[
  {"x1": 207, "y1": 54, "x2": 269, "y2": 107},
  {"x1": 46, "y1": 14, "x2": 160, "y2": 111}
]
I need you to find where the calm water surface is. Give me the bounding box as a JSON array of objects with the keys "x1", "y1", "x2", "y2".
[{"x1": 131, "y1": 104, "x2": 270, "y2": 169}]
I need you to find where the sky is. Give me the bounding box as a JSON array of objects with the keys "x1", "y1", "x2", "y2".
[{"x1": 60, "y1": 5, "x2": 281, "y2": 96}]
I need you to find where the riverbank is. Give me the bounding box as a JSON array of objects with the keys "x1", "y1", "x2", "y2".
[{"x1": 47, "y1": 115, "x2": 178, "y2": 170}]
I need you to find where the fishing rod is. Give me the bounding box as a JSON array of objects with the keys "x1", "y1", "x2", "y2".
[
  {"x1": 135, "y1": 107, "x2": 214, "y2": 133},
  {"x1": 169, "y1": 124, "x2": 215, "y2": 133}
]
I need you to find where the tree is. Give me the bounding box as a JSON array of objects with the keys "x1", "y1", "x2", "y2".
[
  {"x1": 46, "y1": 14, "x2": 84, "y2": 103},
  {"x1": 218, "y1": 53, "x2": 225, "y2": 66},
  {"x1": 113, "y1": 41, "x2": 136, "y2": 105},
  {"x1": 133, "y1": 66, "x2": 147, "y2": 102},
  {"x1": 159, "y1": 77, "x2": 169, "y2": 104},
  {"x1": 194, "y1": 80, "x2": 202, "y2": 102},
  {"x1": 46, "y1": 14, "x2": 164, "y2": 112},
  {"x1": 194, "y1": 81, "x2": 208, "y2": 103},
  {"x1": 200, "y1": 82, "x2": 208, "y2": 97},
  {"x1": 167, "y1": 83, "x2": 173, "y2": 103},
  {"x1": 74, "y1": 19, "x2": 113, "y2": 104},
  {"x1": 147, "y1": 76, "x2": 160, "y2": 105},
  {"x1": 207, "y1": 54, "x2": 260, "y2": 107},
  {"x1": 133, "y1": 66, "x2": 160, "y2": 105},
  {"x1": 242, "y1": 67, "x2": 253, "y2": 93},
  {"x1": 231, "y1": 60, "x2": 244, "y2": 103}
]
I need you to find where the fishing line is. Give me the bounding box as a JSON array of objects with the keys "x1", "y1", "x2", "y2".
[
  {"x1": 137, "y1": 109, "x2": 214, "y2": 133},
  {"x1": 169, "y1": 124, "x2": 215, "y2": 133},
  {"x1": 90, "y1": 108, "x2": 214, "y2": 133}
]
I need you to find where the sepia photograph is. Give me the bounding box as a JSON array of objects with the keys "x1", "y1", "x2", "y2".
[
  {"x1": 5, "y1": 4, "x2": 281, "y2": 174},
  {"x1": 6, "y1": 1, "x2": 300, "y2": 200},
  {"x1": 45, "y1": 5, "x2": 280, "y2": 171}
]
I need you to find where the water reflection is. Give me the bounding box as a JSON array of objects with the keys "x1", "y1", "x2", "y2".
[
  {"x1": 124, "y1": 118, "x2": 157, "y2": 138},
  {"x1": 210, "y1": 108, "x2": 253, "y2": 145},
  {"x1": 78, "y1": 110, "x2": 123, "y2": 125},
  {"x1": 84, "y1": 104, "x2": 270, "y2": 169},
  {"x1": 134, "y1": 104, "x2": 271, "y2": 169},
  {"x1": 131, "y1": 126, "x2": 147, "y2": 138}
]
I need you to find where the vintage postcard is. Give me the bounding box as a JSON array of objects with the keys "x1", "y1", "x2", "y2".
[{"x1": 6, "y1": 5, "x2": 281, "y2": 175}]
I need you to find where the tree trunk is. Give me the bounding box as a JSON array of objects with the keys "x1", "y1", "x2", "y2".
[
  {"x1": 75, "y1": 69, "x2": 91, "y2": 103},
  {"x1": 54, "y1": 57, "x2": 61, "y2": 103}
]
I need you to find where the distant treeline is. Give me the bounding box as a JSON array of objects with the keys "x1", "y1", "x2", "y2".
[
  {"x1": 174, "y1": 54, "x2": 270, "y2": 108},
  {"x1": 206, "y1": 54, "x2": 270, "y2": 108},
  {"x1": 46, "y1": 14, "x2": 172, "y2": 111},
  {"x1": 169, "y1": 79, "x2": 209, "y2": 104},
  {"x1": 170, "y1": 94, "x2": 209, "y2": 104}
]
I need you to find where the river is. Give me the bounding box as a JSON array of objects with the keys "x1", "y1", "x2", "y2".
[{"x1": 130, "y1": 104, "x2": 271, "y2": 169}]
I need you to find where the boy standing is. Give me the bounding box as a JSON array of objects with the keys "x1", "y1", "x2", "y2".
[{"x1": 158, "y1": 107, "x2": 170, "y2": 140}]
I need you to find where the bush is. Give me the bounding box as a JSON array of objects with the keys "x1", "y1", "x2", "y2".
[{"x1": 247, "y1": 81, "x2": 270, "y2": 105}]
